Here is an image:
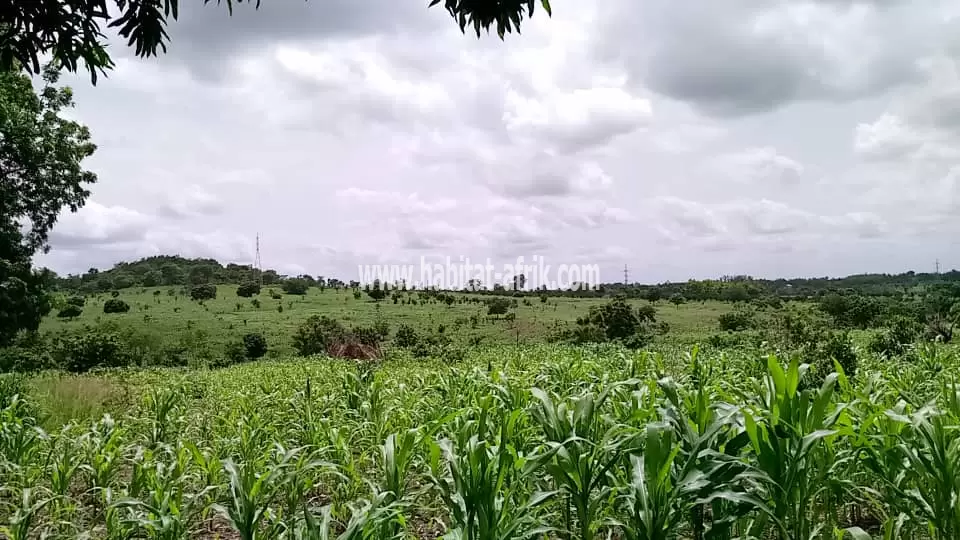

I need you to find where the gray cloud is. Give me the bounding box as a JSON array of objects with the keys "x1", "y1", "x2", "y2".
[{"x1": 33, "y1": 0, "x2": 960, "y2": 281}]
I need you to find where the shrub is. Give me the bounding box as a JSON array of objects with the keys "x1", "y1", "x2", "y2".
[
  {"x1": 190, "y1": 284, "x2": 217, "y2": 301},
  {"x1": 220, "y1": 341, "x2": 248, "y2": 367},
  {"x1": 718, "y1": 310, "x2": 756, "y2": 332},
  {"x1": 352, "y1": 290, "x2": 362, "y2": 300},
  {"x1": 51, "y1": 330, "x2": 131, "y2": 373},
  {"x1": 293, "y1": 315, "x2": 347, "y2": 356},
  {"x1": 351, "y1": 326, "x2": 383, "y2": 347},
  {"x1": 57, "y1": 305, "x2": 83, "y2": 319},
  {"x1": 394, "y1": 324, "x2": 419, "y2": 348},
  {"x1": 103, "y1": 299, "x2": 130, "y2": 314},
  {"x1": 821, "y1": 331, "x2": 858, "y2": 378},
  {"x1": 0, "y1": 332, "x2": 55, "y2": 373},
  {"x1": 486, "y1": 297, "x2": 512, "y2": 317},
  {"x1": 269, "y1": 290, "x2": 283, "y2": 300},
  {"x1": 281, "y1": 279, "x2": 310, "y2": 295},
  {"x1": 868, "y1": 317, "x2": 921, "y2": 357},
  {"x1": 236, "y1": 281, "x2": 261, "y2": 297},
  {"x1": 251, "y1": 298, "x2": 261, "y2": 309},
  {"x1": 66, "y1": 296, "x2": 85, "y2": 307},
  {"x1": 243, "y1": 333, "x2": 268, "y2": 359},
  {"x1": 367, "y1": 288, "x2": 387, "y2": 302}
]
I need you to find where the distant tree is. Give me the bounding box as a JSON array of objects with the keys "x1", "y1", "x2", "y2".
[
  {"x1": 188, "y1": 265, "x2": 214, "y2": 285},
  {"x1": 261, "y1": 270, "x2": 280, "y2": 285},
  {"x1": 367, "y1": 288, "x2": 387, "y2": 302},
  {"x1": 190, "y1": 284, "x2": 217, "y2": 301},
  {"x1": 669, "y1": 294, "x2": 686, "y2": 308},
  {"x1": 281, "y1": 278, "x2": 310, "y2": 296},
  {"x1": 160, "y1": 264, "x2": 183, "y2": 285},
  {"x1": 236, "y1": 281, "x2": 261, "y2": 298},
  {"x1": 112, "y1": 273, "x2": 134, "y2": 289},
  {"x1": 486, "y1": 297, "x2": 512, "y2": 317},
  {"x1": 103, "y1": 298, "x2": 130, "y2": 314},
  {"x1": 242, "y1": 333, "x2": 268, "y2": 359},
  {"x1": 142, "y1": 270, "x2": 163, "y2": 287}
]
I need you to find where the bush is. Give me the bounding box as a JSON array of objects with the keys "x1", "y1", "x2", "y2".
[
  {"x1": 243, "y1": 333, "x2": 268, "y2": 359},
  {"x1": 0, "y1": 332, "x2": 55, "y2": 373},
  {"x1": 220, "y1": 341, "x2": 248, "y2": 367},
  {"x1": 486, "y1": 297, "x2": 512, "y2": 317},
  {"x1": 57, "y1": 305, "x2": 83, "y2": 319},
  {"x1": 190, "y1": 284, "x2": 217, "y2": 301},
  {"x1": 103, "y1": 299, "x2": 130, "y2": 314},
  {"x1": 821, "y1": 331, "x2": 858, "y2": 378},
  {"x1": 292, "y1": 315, "x2": 347, "y2": 356},
  {"x1": 236, "y1": 281, "x2": 261, "y2": 298},
  {"x1": 281, "y1": 279, "x2": 310, "y2": 296},
  {"x1": 66, "y1": 296, "x2": 86, "y2": 307},
  {"x1": 394, "y1": 324, "x2": 419, "y2": 348},
  {"x1": 251, "y1": 298, "x2": 261, "y2": 309},
  {"x1": 367, "y1": 288, "x2": 386, "y2": 302},
  {"x1": 51, "y1": 330, "x2": 131, "y2": 373},
  {"x1": 718, "y1": 310, "x2": 756, "y2": 332},
  {"x1": 869, "y1": 317, "x2": 921, "y2": 357}
]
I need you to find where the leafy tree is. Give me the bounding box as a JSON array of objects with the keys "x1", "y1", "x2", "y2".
[
  {"x1": 486, "y1": 297, "x2": 512, "y2": 317},
  {"x1": 367, "y1": 288, "x2": 387, "y2": 302},
  {"x1": 292, "y1": 315, "x2": 346, "y2": 356},
  {"x1": 160, "y1": 263, "x2": 183, "y2": 285},
  {"x1": 4, "y1": 0, "x2": 552, "y2": 82},
  {"x1": 281, "y1": 278, "x2": 310, "y2": 296},
  {"x1": 103, "y1": 298, "x2": 130, "y2": 313},
  {"x1": 188, "y1": 265, "x2": 214, "y2": 285},
  {"x1": 142, "y1": 270, "x2": 163, "y2": 287},
  {"x1": 242, "y1": 332, "x2": 267, "y2": 359},
  {"x1": 190, "y1": 284, "x2": 217, "y2": 301},
  {"x1": 0, "y1": 67, "x2": 94, "y2": 345},
  {"x1": 236, "y1": 281, "x2": 261, "y2": 298},
  {"x1": 394, "y1": 324, "x2": 419, "y2": 348}
]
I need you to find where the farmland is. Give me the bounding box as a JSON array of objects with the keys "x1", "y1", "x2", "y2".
[
  {"x1": 38, "y1": 285, "x2": 738, "y2": 355},
  {"x1": 3, "y1": 267, "x2": 960, "y2": 538}
]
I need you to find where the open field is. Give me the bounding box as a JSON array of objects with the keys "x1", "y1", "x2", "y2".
[
  {"x1": 39, "y1": 285, "x2": 741, "y2": 355},
  {"x1": 4, "y1": 275, "x2": 959, "y2": 538},
  {"x1": 3, "y1": 342, "x2": 960, "y2": 538}
]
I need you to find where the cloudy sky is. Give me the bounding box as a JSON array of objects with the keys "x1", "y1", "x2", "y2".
[{"x1": 34, "y1": 0, "x2": 960, "y2": 284}]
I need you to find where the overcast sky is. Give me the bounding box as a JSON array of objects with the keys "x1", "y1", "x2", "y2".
[{"x1": 33, "y1": 0, "x2": 960, "y2": 284}]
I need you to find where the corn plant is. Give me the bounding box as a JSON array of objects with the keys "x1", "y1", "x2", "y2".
[
  {"x1": 530, "y1": 384, "x2": 639, "y2": 539},
  {"x1": 741, "y1": 355, "x2": 843, "y2": 539},
  {"x1": 427, "y1": 398, "x2": 556, "y2": 539}
]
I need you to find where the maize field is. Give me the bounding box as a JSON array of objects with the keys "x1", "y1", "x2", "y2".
[{"x1": 2, "y1": 343, "x2": 960, "y2": 539}]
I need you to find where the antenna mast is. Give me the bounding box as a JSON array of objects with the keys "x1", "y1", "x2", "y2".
[
  {"x1": 254, "y1": 233, "x2": 263, "y2": 288},
  {"x1": 623, "y1": 264, "x2": 629, "y2": 285}
]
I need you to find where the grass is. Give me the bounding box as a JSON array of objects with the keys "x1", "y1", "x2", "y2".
[
  {"x1": 2, "y1": 342, "x2": 960, "y2": 538},
  {"x1": 41, "y1": 286, "x2": 739, "y2": 355}
]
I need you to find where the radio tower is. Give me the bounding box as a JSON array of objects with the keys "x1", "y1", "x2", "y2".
[
  {"x1": 936, "y1": 259, "x2": 941, "y2": 274},
  {"x1": 623, "y1": 264, "x2": 629, "y2": 285},
  {"x1": 254, "y1": 233, "x2": 263, "y2": 288}
]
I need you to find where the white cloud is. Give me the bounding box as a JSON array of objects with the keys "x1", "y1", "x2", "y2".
[{"x1": 34, "y1": 0, "x2": 960, "y2": 280}]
